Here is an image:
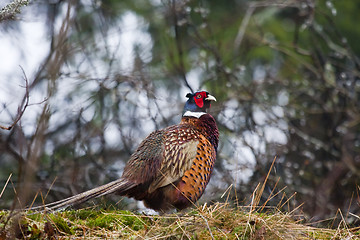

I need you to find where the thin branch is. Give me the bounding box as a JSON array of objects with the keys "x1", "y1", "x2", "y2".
[
  {"x1": 233, "y1": 2, "x2": 255, "y2": 54},
  {"x1": 171, "y1": 0, "x2": 193, "y2": 93},
  {"x1": 0, "y1": 66, "x2": 30, "y2": 131},
  {"x1": 0, "y1": 173, "x2": 12, "y2": 199}
]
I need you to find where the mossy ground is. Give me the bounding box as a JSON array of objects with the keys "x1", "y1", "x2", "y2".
[{"x1": 1, "y1": 203, "x2": 359, "y2": 239}]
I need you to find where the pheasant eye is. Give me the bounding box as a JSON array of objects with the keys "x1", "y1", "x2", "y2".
[{"x1": 196, "y1": 94, "x2": 202, "y2": 99}]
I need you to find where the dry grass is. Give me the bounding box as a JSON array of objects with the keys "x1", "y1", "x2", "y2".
[
  {"x1": 0, "y1": 202, "x2": 359, "y2": 239},
  {"x1": 1, "y1": 158, "x2": 360, "y2": 239}
]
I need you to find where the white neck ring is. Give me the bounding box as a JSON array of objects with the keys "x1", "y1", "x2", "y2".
[{"x1": 183, "y1": 111, "x2": 206, "y2": 118}]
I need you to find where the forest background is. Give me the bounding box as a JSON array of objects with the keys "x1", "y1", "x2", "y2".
[{"x1": 1, "y1": 0, "x2": 360, "y2": 225}]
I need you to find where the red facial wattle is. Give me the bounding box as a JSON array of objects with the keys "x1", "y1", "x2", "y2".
[
  {"x1": 194, "y1": 92, "x2": 207, "y2": 108},
  {"x1": 194, "y1": 97, "x2": 204, "y2": 108}
]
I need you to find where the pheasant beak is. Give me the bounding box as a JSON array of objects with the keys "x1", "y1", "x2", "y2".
[{"x1": 205, "y1": 94, "x2": 216, "y2": 102}]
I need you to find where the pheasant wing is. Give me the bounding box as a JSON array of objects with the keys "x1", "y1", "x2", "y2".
[
  {"x1": 121, "y1": 124, "x2": 199, "y2": 193},
  {"x1": 148, "y1": 125, "x2": 200, "y2": 192}
]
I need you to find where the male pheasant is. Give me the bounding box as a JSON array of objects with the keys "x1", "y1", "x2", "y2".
[{"x1": 32, "y1": 91, "x2": 218, "y2": 212}]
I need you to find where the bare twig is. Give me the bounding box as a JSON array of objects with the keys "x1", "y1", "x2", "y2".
[
  {"x1": 233, "y1": 2, "x2": 255, "y2": 53},
  {"x1": 0, "y1": 66, "x2": 30, "y2": 131},
  {"x1": 171, "y1": 0, "x2": 194, "y2": 93},
  {"x1": 199, "y1": 214, "x2": 215, "y2": 240},
  {"x1": 0, "y1": 173, "x2": 12, "y2": 199},
  {"x1": 254, "y1": 156, "x2": 277, "y2": 208}
]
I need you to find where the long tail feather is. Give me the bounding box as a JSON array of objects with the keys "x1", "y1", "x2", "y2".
[{"x1": 28, "y1": 178, "x2": 135, "y2": 212}]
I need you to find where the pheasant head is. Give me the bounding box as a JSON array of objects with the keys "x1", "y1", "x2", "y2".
[
  {"x1": 183, "y1": 91, "x2": 216, "y2": 117},
  {"x1": 181, "y1": 90, "x2": 218, "y2": 152}
]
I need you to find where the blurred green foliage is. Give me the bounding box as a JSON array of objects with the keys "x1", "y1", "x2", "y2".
[{"x1": 0, "y1": 0, "x2": 360, "y2": 225}]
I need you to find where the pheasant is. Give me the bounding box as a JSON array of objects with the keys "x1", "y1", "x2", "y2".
[{"x1": 31, "y1": 91, "x2": 218, "y2": 212}]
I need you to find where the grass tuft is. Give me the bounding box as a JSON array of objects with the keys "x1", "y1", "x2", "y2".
[{"x1": 1, "y1": 203, "x2": 359, "y2": 239}]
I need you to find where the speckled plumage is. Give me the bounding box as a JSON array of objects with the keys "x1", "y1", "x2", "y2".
[
  {"x1": 118, "y1": 113, "x2": 218, "y2": 211},
  {"x1": 30, "y1": 91, "x2": 218, "y2": 212}
]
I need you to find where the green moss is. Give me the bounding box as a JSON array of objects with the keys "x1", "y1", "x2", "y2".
[
  {"x1": 26, "y1": 212, "x2": 42, "y2": 221},
  {"x1": 233, "y1": 226, "x2": 245, "y2": 234},
  {"x1": 27, "y1": 223, "x2": 42, "y2": 240},
  {"x1": 85, "y1": 213, "x2": 115, "y2": 230},
  {"x1": 77, "y1": 210, "x2": 146, "y2": 231},
  {"x1": 119, "y1": 212, "x2": 146, "y2": 231},
  {"x1": 67, "y1": 209, "x2": 98, "y2": 221},
  {"x1": 49, "y1": 214, "x2": 74, "y2": 235}
]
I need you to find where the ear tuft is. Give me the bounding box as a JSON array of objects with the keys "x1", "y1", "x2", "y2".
[{"x1": 186, "y1": 93, "x2": 193, "y2": 98}]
